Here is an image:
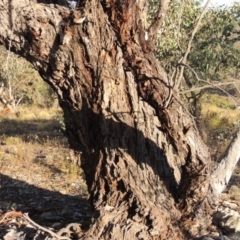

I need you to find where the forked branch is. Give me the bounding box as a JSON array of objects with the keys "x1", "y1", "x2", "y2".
[
  {"x1": 175, "y1": 0, "x2": 212, "y2": 88},
  {"x1": 176, "y1": 62, "x2": 240, "y2": 197},
  {"x1": 179, "y1": 62, "x2": 240, "y2": 107}
]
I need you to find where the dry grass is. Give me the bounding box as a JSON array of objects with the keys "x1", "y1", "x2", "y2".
[
  {"x1": 0, "y1": 106, "x2": 88, "y2": 197},
  {"x1": 199, "y1": 93, "x2": 240, "y2": 161},
  {"x1": 201, "y1": 93, "x2": 240, "y2": 130},
  {"x1": 202, "y1": 104, "x2": 240, "y2": 130},
  {"x1": 14, "y1": 106, "x2": 63, "y2": 120},
  {"x1": 0, "y1": 106, "x2": 65, "y2": 144}
]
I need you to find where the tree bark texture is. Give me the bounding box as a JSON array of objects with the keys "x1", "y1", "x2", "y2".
[{"x1": 0, "y1": 0, "x2": 214, "y2": 239}]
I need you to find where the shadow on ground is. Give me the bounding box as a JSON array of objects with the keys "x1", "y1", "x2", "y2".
[
  {"x1": 0, "y1": 173, "x2": 93, "y2": 239},
  {"x1": 0, "y1": 118, "x2": 66, "y2": 145}
]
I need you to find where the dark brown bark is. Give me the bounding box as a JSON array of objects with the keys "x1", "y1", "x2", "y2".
[{"x1": 0, "y1": 0, "x2": 214, "y2": 239}]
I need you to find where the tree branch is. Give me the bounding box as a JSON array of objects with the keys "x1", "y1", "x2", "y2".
[
  {"x1": 23, "y1": 213, "x2": 71, "y2": 240},
  {"x1": 0, "y1": 0, "x2": 67, "y2": 63},
  {"x1": 176, "y1": 0, "x2": 185, "y2": 50},
  {"x1": 175, "y1": 0, "x2": 212, "y2": 89},
  {"x1": 210, "y1": 127, "x2": 240, "y2": 196},
  {"x1": 178, "y1": 62, "x2": 240, "y2": 107},
  {"x1": 176, "y1": 62, "x2": 240, "y2": 196},
  {"x1": 148, "y1": 0, "x2": 170, "y2": 47},
  {"x1": 180, "y1": 81, "x2": 238, "y2": 94}
]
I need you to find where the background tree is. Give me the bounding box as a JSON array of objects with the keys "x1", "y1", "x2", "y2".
[
  {"x1": 151, "y1": 0, "x2": 240, "y2": 159},
  {"x1": 152, "y1": 1, "x2": 240, "y2": 110},
  {"x1": 0, "y1": 46, "x2": 56, "y2": 111},
  {"x1": 189, "y1": 5, "x2": 240, "y2": 79},
  {"x1": 152, "y1": 1, "x2": 240, "y2": 78},
  {"x1": 0, "y1": 0, "x2": 240, "y2": 239}
]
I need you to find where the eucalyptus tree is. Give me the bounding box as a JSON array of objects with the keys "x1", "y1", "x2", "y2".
[{"x1": 0, "y1": 0, "x2": 240, "y2": 239}]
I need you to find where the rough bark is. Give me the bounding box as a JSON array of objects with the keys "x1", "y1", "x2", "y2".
[{"x1": 0, "y1": 0, "x2": 215, "y2": 239}]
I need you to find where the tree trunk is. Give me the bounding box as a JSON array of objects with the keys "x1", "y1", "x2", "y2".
[
  {"x1": 210, "y1": 128, "x2": 240, "y2": 196},
  {"x1": 0, "y1": 0, "x2": 220, "y2": 239}
]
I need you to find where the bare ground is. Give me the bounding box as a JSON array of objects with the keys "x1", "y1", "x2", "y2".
[
  {"x1": 0, "y1": 110, "x2": 93, "y2": 239},
  {"x1": 1, "y1": 109, "x2": 240, "y2": 239}
]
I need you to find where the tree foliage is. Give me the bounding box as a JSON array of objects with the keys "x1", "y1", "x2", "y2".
[
  {"x1": 152, "y1": 0, "x2": 240, "y2": 80},
  {"x1": 190, "y1": 3, "x2": 240, "y2": 79}
]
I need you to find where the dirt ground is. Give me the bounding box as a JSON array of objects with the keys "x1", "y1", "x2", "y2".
[
  {"x1": 0, "y1": 111, "x2": 93, "y2": 239},
  {"x1": 1, "y1": 110, "x2": 240, "y2": 239}
]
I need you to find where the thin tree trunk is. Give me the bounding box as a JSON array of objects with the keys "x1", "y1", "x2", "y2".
[
  {"x1": 0, "y1": 1, "x2": 217, "y2": 239},
  {"x1": 210, "y1": 128, "x2": 240, "y2": 196}
]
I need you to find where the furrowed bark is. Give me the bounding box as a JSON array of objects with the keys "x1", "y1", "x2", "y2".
[{"x1": 0, "y1": 0, "x2": 215, "y2": 239}]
